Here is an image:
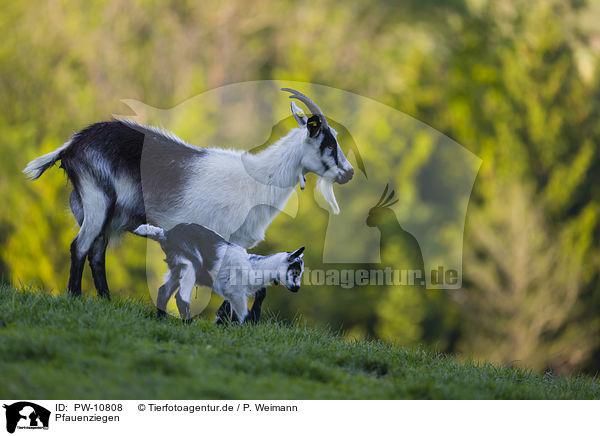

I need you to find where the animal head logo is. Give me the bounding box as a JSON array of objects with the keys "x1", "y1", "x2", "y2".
[
  {"x1": 366, "y1": 184, "x2": 399, "y2": 228},
  {"x1": 3, "y1": 402, "x2": 50, "y2": 434},
  {"x1": 120, "y1": 81, "x2": 480, "y2": 295}
]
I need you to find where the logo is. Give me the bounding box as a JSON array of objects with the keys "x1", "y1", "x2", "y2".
[
  {"x1": 3, "y1": 402, "x2": 50, "y2": 434},
  {"x1": 119, "y1": 81, "x2": 481, "y2": 319}
]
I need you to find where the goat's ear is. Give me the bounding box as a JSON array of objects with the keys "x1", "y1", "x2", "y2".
[
  {"x1": 288, "y1": 246, "x2": 305, "y2": 260},
  {"x1": 306, "y1": 115, "x2": 322, "y2": 138},
  {"x1": 291, "y1": 102, "x2": 307, "y2": 126}
]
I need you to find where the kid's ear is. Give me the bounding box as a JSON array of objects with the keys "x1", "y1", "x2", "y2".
[
  {"x1": 306, "y1": 115, "x2": 322, "y2": 138},
  {"x1": 288, "y1": 246, "x2": 305, "y2": 260},
  {"x1": 291, "y1": 101, "x2": 307, "y2": 126}
]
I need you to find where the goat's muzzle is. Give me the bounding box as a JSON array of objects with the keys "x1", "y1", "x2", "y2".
[{"x1": 335, "y1": 167, "x2": 354, "y2": 184}]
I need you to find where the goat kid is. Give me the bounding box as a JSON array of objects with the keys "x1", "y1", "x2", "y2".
[
  {"x1": 23, "y1": 88, "x2": 352, "y2": 300},
  {"x1": 133, "y1": 223, "x2": 305, "y2": 322}
]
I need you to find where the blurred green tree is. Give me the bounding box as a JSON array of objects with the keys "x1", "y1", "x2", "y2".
[{"x1": 0, "y1": 0, "x2": 598, "y2": 373}]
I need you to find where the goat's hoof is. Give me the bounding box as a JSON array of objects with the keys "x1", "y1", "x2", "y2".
[{"x1": 156, "y1": 308, "x2": 167, "y2": 319}]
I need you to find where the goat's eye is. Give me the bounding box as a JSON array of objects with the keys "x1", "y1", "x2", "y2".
[{"x1": 327, "y1": 144, "x2": 334, "y2": 150}]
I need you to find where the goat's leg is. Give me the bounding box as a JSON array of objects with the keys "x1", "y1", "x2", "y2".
[
  {"x1": 67, "y1": 190, "x2": 85, "y2": 296},
  {"x1": 68, "y1": 180, "x2": 112, "y2": 297},
  {"x1": 156, "y1": 268, "x2": 180, "y2": 319},
  {"x1": 89, "y1": 233, "x2": 110, "y2": 299},
  {"x1": 215, "y1": 300, "x2": 238, "y2": 324},
  {"x1": 228, "y1": 295, "x2": 249, "y2": 324},
  {"x1": 68, "y1": 240, "x2": 86, "y2": 297},
  {"x1": 215, "y1": 300, "x2": 242, "y2": 325},
  {"x1": 174, "y1": 261, "x2": 195, "y2": 322},
  {"x1": 244, "y1": 287, "x2": 267, "y2": 324},
  {"x1": 215, "y1": 300, "x2": 232, "y2": 324},
  {"x1": 217, "y1": 289, "x2": 266, "y2": 324}
]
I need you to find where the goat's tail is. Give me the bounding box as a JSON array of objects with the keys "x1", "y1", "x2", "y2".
[
  {"x1": 23, "y1": 140, "x2": 71, "y2": 180},
  {"x1": 133, "y1": 224, "x2": 166, "y2": 243}
]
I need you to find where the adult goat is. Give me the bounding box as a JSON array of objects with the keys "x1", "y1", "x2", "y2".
[{"x1": 24, "y1": 88, "x2": 354, "y2": 298}]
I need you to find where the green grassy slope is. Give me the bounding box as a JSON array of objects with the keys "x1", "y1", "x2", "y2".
[{"x1": 0, "y1": 287, "x2": 598, "y2": 399}]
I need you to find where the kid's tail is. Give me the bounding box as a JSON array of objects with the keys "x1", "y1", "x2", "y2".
[
  {"x1": 133, "y1": 224, "x2": 166, "y2": 242},
  {"x1": 23, "y1": 141, "x2": 71, "y2": 180}
]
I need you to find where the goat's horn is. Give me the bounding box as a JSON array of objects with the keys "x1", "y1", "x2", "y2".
[
  {"x1": 281, "y1": 88, "x2": 328, "y2": 127},
  {"x1": 375, "y1": 184, "x2": 389, "y2": 208}
]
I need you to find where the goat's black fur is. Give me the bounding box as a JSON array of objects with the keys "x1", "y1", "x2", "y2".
[{"x1": 34, "y1": 120, "x2": 210, "y2": 298}]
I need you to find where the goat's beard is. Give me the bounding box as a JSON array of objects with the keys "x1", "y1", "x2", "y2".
[{"x1": 317, "y1": 177, "x2": 340, "y2": 215}]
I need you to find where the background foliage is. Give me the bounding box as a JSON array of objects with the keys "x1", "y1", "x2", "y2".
[{"x1": 1, "y1": 0, "x2": 599, "y2": 374}]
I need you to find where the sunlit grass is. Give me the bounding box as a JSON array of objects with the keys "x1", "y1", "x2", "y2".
[{"x1": 0, "y1": 286, "x2": 598, "y2": 399}]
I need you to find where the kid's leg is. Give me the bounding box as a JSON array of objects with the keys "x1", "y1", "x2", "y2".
[
  {"x1": 156, "y1": 267, "x2": 181, "y2": 318},
  {"x1": 228, "y1": 295, "x2": 249, "y2": 324},
  {"x1": 174, "y1": 261, "x2": 195, "y2": 322},
  {"x1": 245, "y1": 288, "x2": 267, "y2": 324}
]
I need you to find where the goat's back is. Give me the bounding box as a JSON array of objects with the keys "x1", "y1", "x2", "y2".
[
  {"x1": 59, "y1": 119, "x2": 292, "y2": 248},
  {"x1": 62, "y1": 120, "x2": 209, "y2": 234}
]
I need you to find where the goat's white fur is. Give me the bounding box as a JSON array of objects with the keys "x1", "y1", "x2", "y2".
[
  {"x1": 23, "y1": 140, "x2": 72, "y2": 180},
  {"x1": 317, "y1": 176, "x2": 341, "y2": 215},
  {"x1": 23, "y1": 90, "x2": 352, "y2": 299},
  {"x1": 134, "y1": 224, "x2": 165, "y2": 241},
  {"x1": 135, "y1": 124, "x2": 345, "y2": 248},
  {"x1": 211, "y1": 247, "x2": 296, "y2": 320},
  {"x1": 134, "y1": 224, "x2": 304, "y2": 321},
  {"x1": 75, "y1": 175, "x2": 111, "y2": 256}
]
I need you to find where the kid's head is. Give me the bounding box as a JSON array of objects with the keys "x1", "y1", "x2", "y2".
[{"x1": 277, "y1": 246, "x2": 305, "y2": 293}]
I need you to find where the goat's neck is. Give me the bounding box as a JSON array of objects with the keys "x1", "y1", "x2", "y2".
[
  {"x1": 242, "y1": 128, "x2": 305, "y2": 190},
  {"x1": 248, "y1": 254, "x2": 285, "y2": 291}
]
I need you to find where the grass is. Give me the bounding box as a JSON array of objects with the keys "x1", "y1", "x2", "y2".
[{"x1": 0, "y1": 286, "x2": 598, "y2": 399}]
